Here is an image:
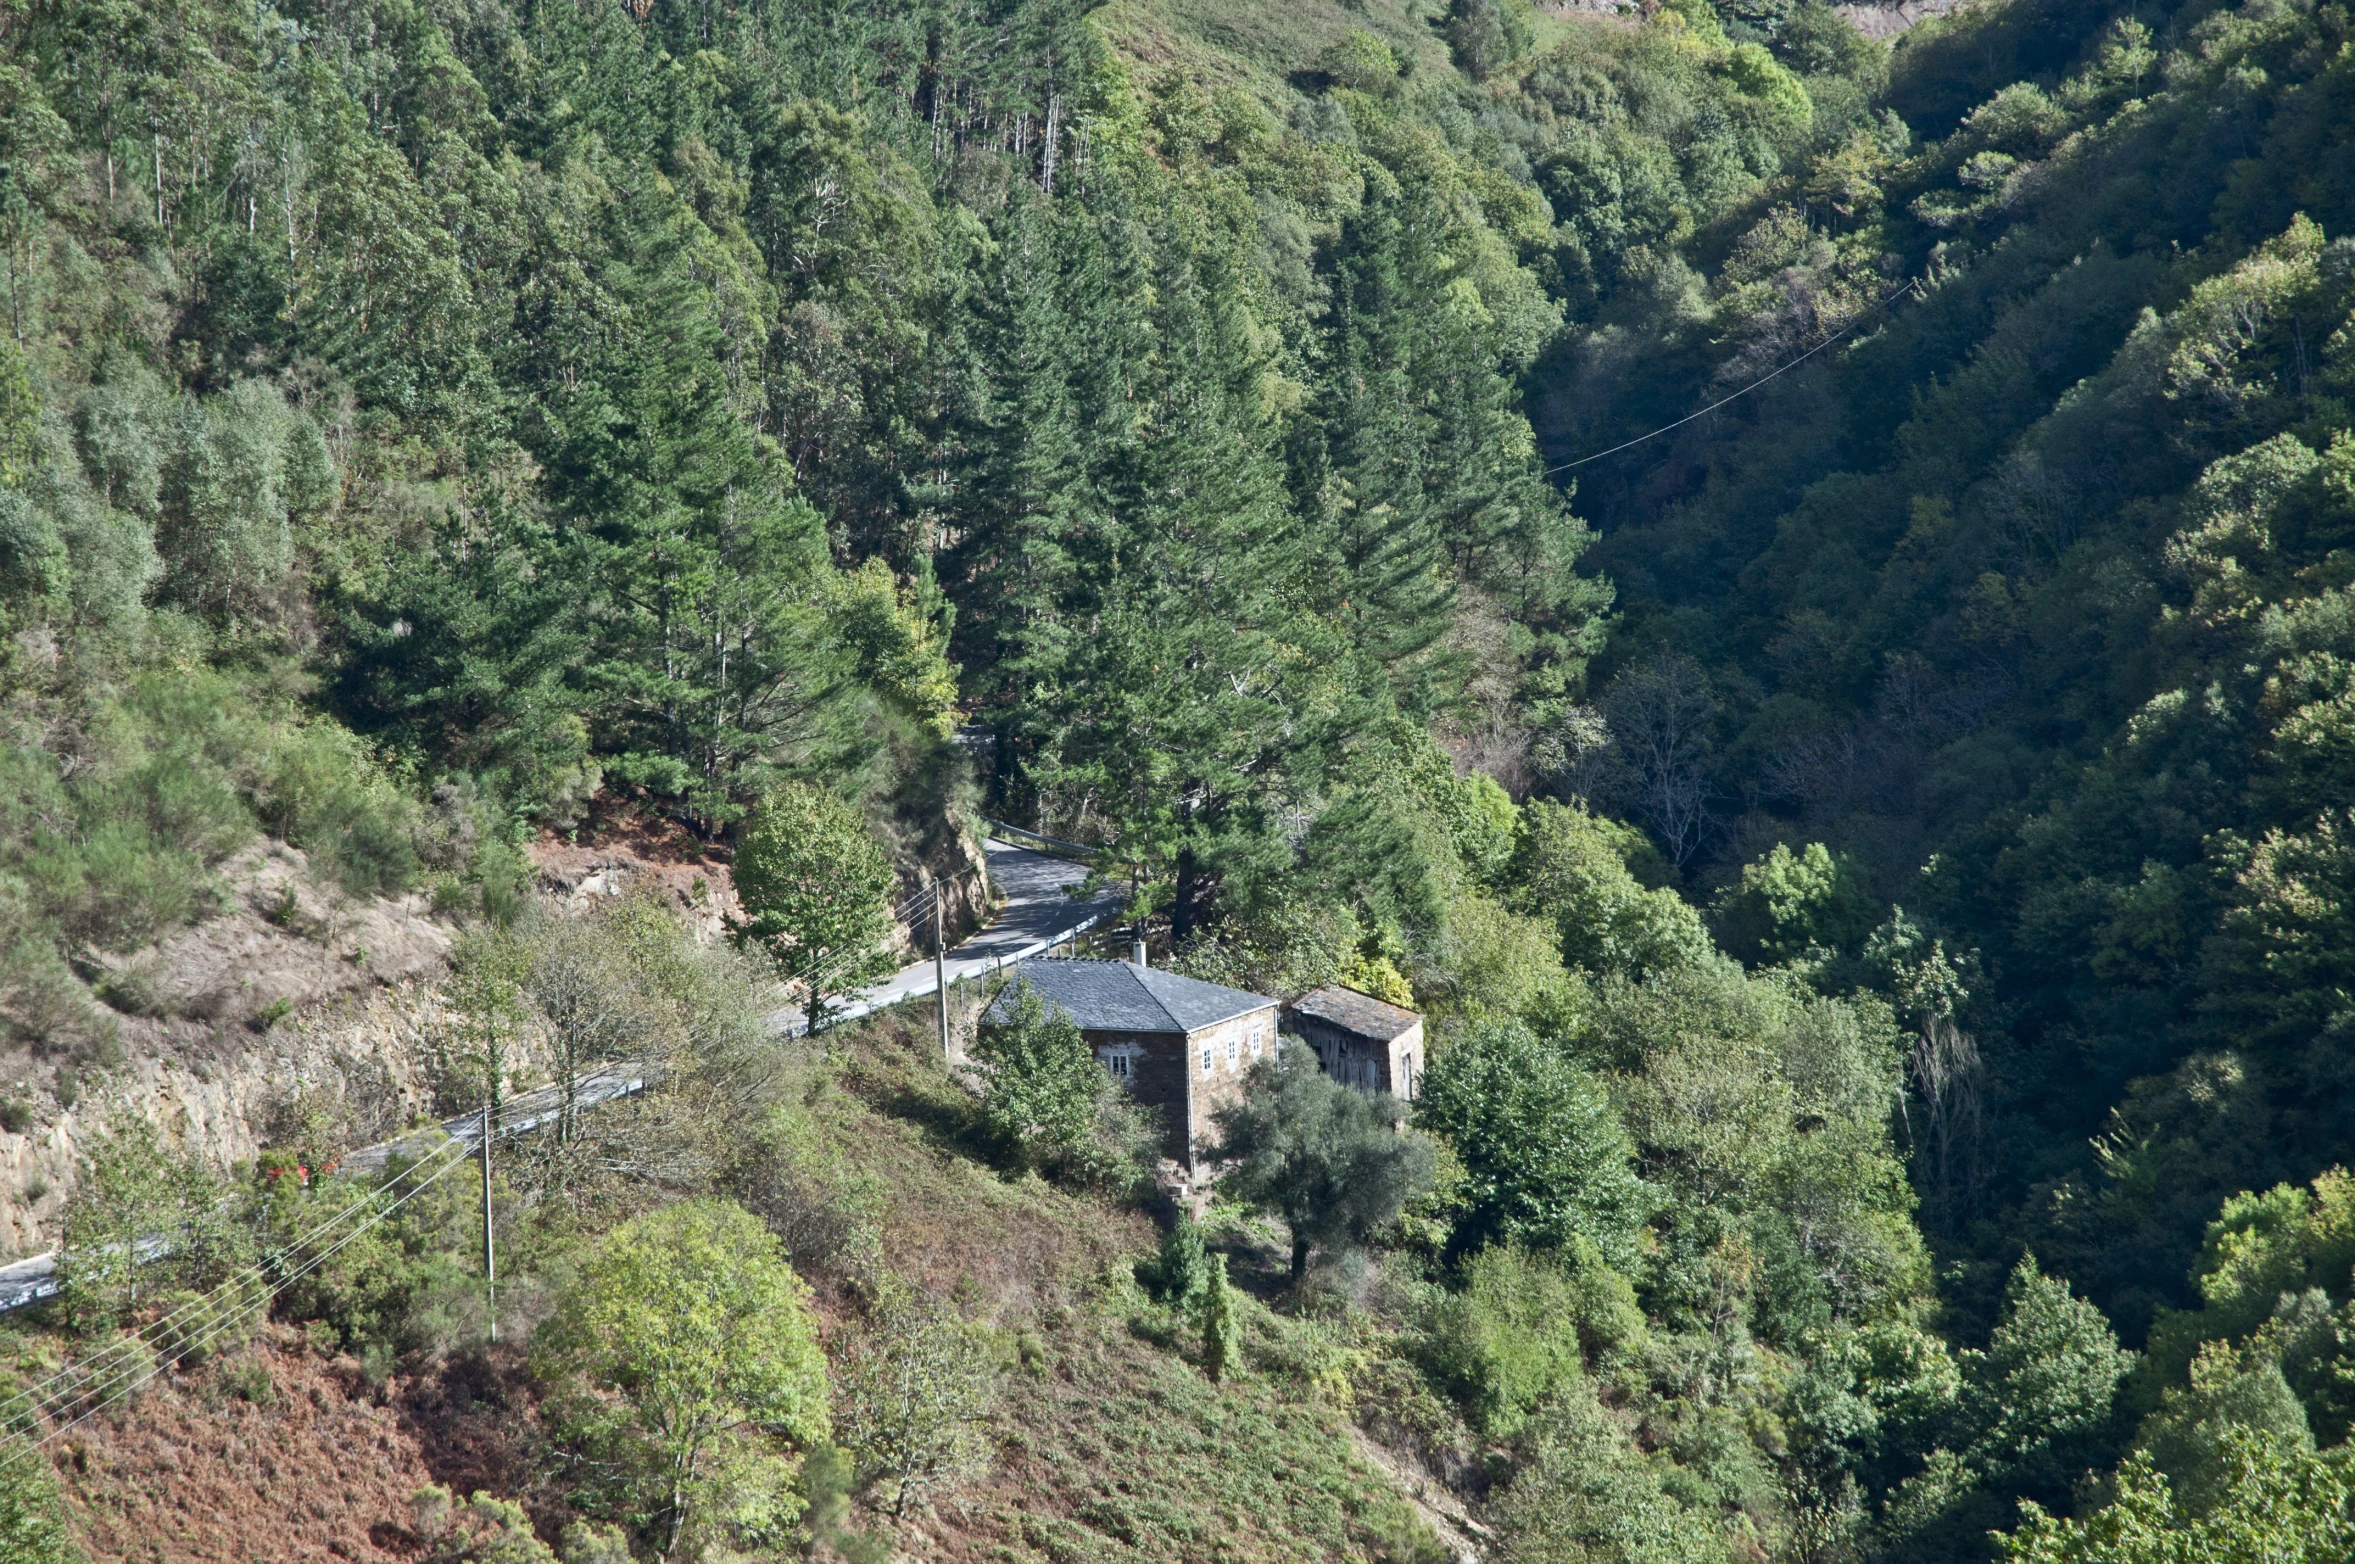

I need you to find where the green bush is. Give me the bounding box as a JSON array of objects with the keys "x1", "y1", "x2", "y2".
[
  {"x1": 725, "y1": 1109, "x2": 885, "y2": 1281},
  {"x1": 972, "y1": 979, "x2": 1152, "y2": 1188},
  {"x1": 0, "y1": 1442, "x2": 84, "y2": 1564},
  {"x1": 1136, "y1": 1212, "x2": 1212, "y2": 1308},
  {"x1": 1490, "y1": 1387, "x2": 1725, "y2": 1564},
  {"x1": 1418, "y1": 1241, "x2": 1643, "y2": 1435},
  {"x1": 534, "y1": 1201, "x2": 830, "y2": 1552},
  {"x1": 57, "y1": 1114, "x2": 251, "y2": 1333},
  {"x1": 264, "y1": 1142, "x2": 487, "y2": 1372},
  {"x1": 261, "y1": 720, "x2": 422, "y2": 897},
  {"x1": 1415, "y1": 1020, "x2": 1652, "y2": 1268}
]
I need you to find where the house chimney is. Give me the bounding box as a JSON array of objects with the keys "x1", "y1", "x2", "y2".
[{"x1": 1132, "y1": 939, "x2": 1148, "y2": 968}]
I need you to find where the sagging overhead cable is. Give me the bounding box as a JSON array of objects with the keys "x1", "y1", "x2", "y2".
[{"x1": 1542, "y1": 276, "x2": 1923, "y2": 479}]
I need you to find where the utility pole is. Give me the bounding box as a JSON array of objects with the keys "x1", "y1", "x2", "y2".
[
  {"x1": 481, "y1": 1088, "x2": 497, "y2": 1343},
  {"x1": 934, "y1": 888, "x2": 950, "y2": 1059}
]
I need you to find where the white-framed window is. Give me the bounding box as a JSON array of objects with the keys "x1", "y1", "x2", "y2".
[
  {"x1": 1249, "y1": 1023, "x2": 1264, "y2": 1061},
  {"x1": 1099, "y1": 1042, "x2": 1142, "y2": 1086},
  {"x1": 1201, "y1": 1042, "x2": 1214, "y2": 1074},
  {"x1": 1226, "y1": 1033, "x2": 1240, "y2": 1068}
]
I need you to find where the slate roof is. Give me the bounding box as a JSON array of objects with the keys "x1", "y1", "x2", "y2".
[
  {"x1": 1286, "y1": 985, "x2": 1422, "y2": 1043},
  {"x1": 983, "y1": 959, "x2": 1275, "y2": 1035}
]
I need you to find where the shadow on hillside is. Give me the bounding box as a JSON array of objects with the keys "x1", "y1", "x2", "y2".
[
  {"x1": 835, "y1": 1010, "x2": 1008, "y2": 1167},
  {"x1": 393, "y1": 1342, "x2": 544, "y2": 1513}
]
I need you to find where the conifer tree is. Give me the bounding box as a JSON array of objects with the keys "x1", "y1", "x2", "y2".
[{"x1": 1199, "y1": 1252, "x2": 1244, "y2": 1383}]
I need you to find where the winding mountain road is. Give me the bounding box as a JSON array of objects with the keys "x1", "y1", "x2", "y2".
[
  {"x1": 774, "y1": 835, "x2": 1124, "y2": 1035},
  {"x1": 0, "y1": 835, "x2": 1121, "y2": 1313}
]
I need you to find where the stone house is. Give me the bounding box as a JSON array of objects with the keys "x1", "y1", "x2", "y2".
[
  {"x1": 981, "y1": 956, "x2": 1279, "y2": 1172},
  {"x1": 1283, "y1": 986, "x2": 1424, "y2": 1101}
]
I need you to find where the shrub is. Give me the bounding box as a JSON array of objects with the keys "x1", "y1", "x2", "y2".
[
  {"x1": 834, "y1": 1284, "x2": 1005, "y2": 1516},
  {"x1": 1490, "y1": 1387, "x2": 1724, "y2": 1564},
  {"x1": 1509, "y1": 801, "x2": 1711, "y2": 982},
  {"x1": 57, "y1": 1114, "x2": 250, "y2": 1332},
  {"x1": 1417, "y1": 1241, "x2": 1643, "y2": 1436},
  {"x1": 263, "y1": 1144, "x2": 485, "y2": 1372},
  {"x1": 1415, "y1": 1020, "x2": 1652, "y2": 1268},
  {"x1": 219, "y1": 1355, "x2": 274, "y2": 1406},
  {"x1": 1136, "y1": 1212, "x2": 1212, "y2": 1308},
  {"x1": 420, "y1": 1491, "x2": 557, "y2": 1564},
  {"x1": 0, "y1": 1442, "x2": 83, "y2": 1564},
  {"x1": 726, "y1": 1109, "x2": 885, "y2": 1281},
  {"x1": 535, "y1": 1200, "x2": 830, "y2": 1554},
  {"x1": 260, "y1": 720, "x2": 422, "y2": 897},
  {"x1": 971, "y1": 979, "x2": 1144, "y2": 1186},
  {"x1": 1199, "y1": 1254, "x2": 1244, "y2": 1383}
]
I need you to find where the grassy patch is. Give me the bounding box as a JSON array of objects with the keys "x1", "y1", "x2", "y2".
[{"x1": 825, "y1": 1008, "x2": 1446, "y2": 1563}]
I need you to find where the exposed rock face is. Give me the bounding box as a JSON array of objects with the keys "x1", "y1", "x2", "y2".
[
  {"x1": 1538, "y1": 0, "x2": 1976, "y2": 35},
  {"x1": 530, "y1": 809, "x2": 994, "y2": 958},
  {"x1": 1835, "y1": 0, "x2": 1974, "y2": 38},
  {"x1": 0, "y1": 843, "x2": 477, "y2": 1258},
  {"x1": 1, "y1": 812, "x2": 989, "y2": 1256}
]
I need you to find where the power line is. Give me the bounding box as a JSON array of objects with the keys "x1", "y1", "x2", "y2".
[
  {"x1": 1, "y1": 1133, "x2": 476, "y2": 1474},
  {"x1": 0, "y1": 1134, "x2": 469, "y2": 1443},
  {"x1": 0, "y1": 1133, "x2": 478, "y2": 1472},
  {"x1": 785, "y1": 876, "x2": 957, "y2": 1002},
  {"x1": 1541, "y1": 277, "x2": 1922, "y2": 478},
  {"x1": 0, "y1": 1132, "x2": 472, "y2": 1435},
  {"x1": 5, "y1": 866, "x2": 981, "y2": 1464},
  {"x1": 17, "y1": 1140, "x2": 479, "y2": 1465}
]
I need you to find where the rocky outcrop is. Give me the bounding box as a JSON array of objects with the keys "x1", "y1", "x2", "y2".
[
  {"x1": 1835, "y1": 0, "x2": 1975, "y2": 38},
  {"x1": 0, "y1": 842, "x2": 488, "y2": 1258},
  {"x1": 530, "y1": 807, "x2": 995, "y2": 959},
  {"x1": 0, "y1": 807, "x2": 991, "y2": 1257}
]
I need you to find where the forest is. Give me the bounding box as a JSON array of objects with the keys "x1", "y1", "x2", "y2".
[{"x1": 0, "y1": 0, "x2": 2352, "y2": 1556}]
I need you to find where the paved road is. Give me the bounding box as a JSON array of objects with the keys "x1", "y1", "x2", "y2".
[
  {"x1": 0, "y1": 838, "x2": 1120, "y2": 1311},
  {"x1": 770, "y1": 837, "x2": 1125, "y2": 1034}
]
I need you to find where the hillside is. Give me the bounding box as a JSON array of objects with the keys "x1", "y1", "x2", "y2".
[{"x1": 1, "y1": 0, "x2": 2353, "y2": 1561}]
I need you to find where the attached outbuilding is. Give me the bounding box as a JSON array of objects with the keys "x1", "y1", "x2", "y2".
[
  {"x1": 982, "y1": 956, "x2": 1279, "y2": 1173},
  {"x1": 1283, "y1": 986, "x2": 1424, "y2": 1101}
]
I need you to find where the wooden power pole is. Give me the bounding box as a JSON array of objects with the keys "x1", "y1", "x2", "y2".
[
  {"x1": 480, "y1": 1091, "x2": 496, "y2": 1343},
  {"x1": 934, "y1": 888, "x2": 950, "y2": 1058}
]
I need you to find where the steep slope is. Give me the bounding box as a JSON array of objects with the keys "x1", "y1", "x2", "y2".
[{"x1": 1525, "y1": 0, "x2": 2355, "y2": 1335}]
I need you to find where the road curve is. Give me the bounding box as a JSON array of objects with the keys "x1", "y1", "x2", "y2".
[{"x1": 0, "y1": 838, "x2": 1121, "y2": 1310}]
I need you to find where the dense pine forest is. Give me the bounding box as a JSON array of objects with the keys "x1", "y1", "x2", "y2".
[{"x1": 1, "y1": 0, "x2": 2353, "y2": 1557}]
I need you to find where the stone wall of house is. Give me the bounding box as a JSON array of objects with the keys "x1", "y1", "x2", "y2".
[
  {"x1": 1082, "y1": 1028, "x2": 1191, "y2": 1164},
  {"x1": 1080, "y1": 1005, "x2": 1279, "y2": 1170},
  {"x1": 1389, "y1": 1021, "x2": 1425, "y2": 1102},
  {"x1": 1179, "y1": 1007, "x2": 1279, "y2": 1168}
]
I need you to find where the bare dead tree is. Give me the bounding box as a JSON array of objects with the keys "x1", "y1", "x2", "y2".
[
  {"x1": 1598, "y1": 655, "x2": 1720, "y2": 868},
  {"x1": 1909, "y1": 1013, "x2": 1985, "y2": 1231}
]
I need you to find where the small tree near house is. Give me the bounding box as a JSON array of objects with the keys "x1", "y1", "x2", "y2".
[
  {"x1": 1199, "y1": 1254, "x2": 1244, "y2": 1382},
  {"x1": 730, "y1": 782, "x2": 898, "y2": 1032},
  {"x1": 970, "y1": 977, "x2": 1139, "y2": 1184},
  {"x1": 1215, "y1": 1048, "x2": 1434, "y2": 1283}
]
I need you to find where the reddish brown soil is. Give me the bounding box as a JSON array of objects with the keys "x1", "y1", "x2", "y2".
[
  {"x1": 53, "y1": 1330, "x2": 546, "y2": 1564},
  {"x1": 529, "y1": 804, "x2": 742, "y2": 943}
]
